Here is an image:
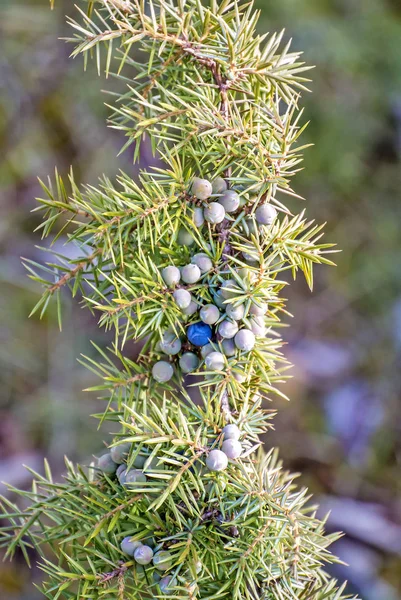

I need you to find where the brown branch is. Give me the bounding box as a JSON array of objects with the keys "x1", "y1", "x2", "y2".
[{"x1": 48, "y1": 249, "x2": 102, "y2": 294}]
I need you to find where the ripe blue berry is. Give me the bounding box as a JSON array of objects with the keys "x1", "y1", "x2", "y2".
[
  {"x1": 218, "y1": 190, "x2": 240, "y2": 213},
  {"x1": 234, "y1": 329, "x2": 255, "y2": 352},
  {"x1": 191, "y1": 177, "x2": 213, "y2": 200},
  {"x1": 222, "y1": 424, "x2": 240, "y2": 440},
  {"x1": 255, "y1": 203, "x2": 277, "y2": 225},
  {"x1": 134, "y1": 545, "x2": 154, "y2": 565},
  {"x1": 206, "y1": 449, "x2": 228, "y2": 471},
  {"x1": 222, "y1": 439, "x2": 242, "y2": 459},
  {"x1": 205, "y1": 351, "x2": 225, "y2": 371},
  {"x1": 187, "y1": 322, "x2": 212, "y2": 346},
  {"x1": 162, "y1": 266, "x2": 181, "y2": 287},
  {"x1": 110, "y1": 442, "x2": 131, "y2": 464},
  {"x1": 181, "y1": 264, "x2": 201, "y2": 284},
  {"x1": 200, "y1": 304, "x2": 220, "y2": 325},
  {"x1": 204, "y1": 202, "x2": 225, "y2": 224},
  {"x1": 179, "y1": 352, "x2": 200, "y2": 373},
  {"x1": 98, "y1": 453, "x2": 118, "y2": 474},
  {"x1": 191, "y1": 253, "x2": 213, "y2": 273},
  {"x1": 212, "y1": 177, "x2": 227, "y2": 195},
  {"x1": 173, "y1": 289, "x2": 192, "y2": 309},
  {"x1": 218, "y1": 319, "x2": 239, "y2": 339},
  {"x1": 153, "y1": 550, "x2": 172, "y2": 571},
  {"x1": 152, "y1": 361, "x2": 174, "y2": 383},
  {"x1": 121, "y1": 537, "x2": 143, "y2": 557}
]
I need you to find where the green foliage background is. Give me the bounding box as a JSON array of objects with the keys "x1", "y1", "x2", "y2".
[{"x1": 0, "y1": 0, "x2": 400, "y2": 598}]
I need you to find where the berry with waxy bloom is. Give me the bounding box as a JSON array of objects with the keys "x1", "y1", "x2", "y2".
[
  {"x1": 191, "y1": 253, "x2": 213, "y2": 273},
  {"x1": 204, "y1": 202, "x2": 225, "y2": 224},
  {"x1": 110, "y1": 442, "x2": 131, "y2": 464},
  {"x1": 152, "y1": 361, "x2": 174, "y2": 383},
  {"x1": 177, "y1": 228, "x2": 195, "y2": 246},
  {"x1": 222, "y1": 439, "x2": 242, "y2": 459},
  {"x1": 179, "y1": 352, "x2": 200, "y2": 373},
  {"x1": 182, "y1": 300, "x2": 198, "y2": 316},
  {"x1": 191, "y1": 177, "x2": 212, "y2": 200},
  {"x1": 211, "y1": 177, "x2": 227, "y2": 195},
  {"x1": 181, "y1": 263, "x2": 201, "y2": 284},
  {"x1": 124, "y1": 469, "x2": 147, "y2": 484},
  {"x1": 221, "y1": 279, "x2": 238, "y2": 299},
  {"x1": 187, "y1": 322, "x2": 212, "y2": 346},
  {"x1": 97, "y1": 453, "x2": 118, "y2": 474},
  {"x1": 153, "y1": 550, "x2": 173, "y2": 571},
  {"x1": 249, "y1": 301, "x2": 268, "y2": 316},
  {"x1": 121, "y1": 537, "x2": 143, "y2": 557},
  {"x1": 159, "y1": 576, "x2": 176, "y2": 594},
  {"x1": 200, "y1": 343, "x2": 214, "y2": 358},
  {"x1": 173, "y1": 288, "x2": 192, "y2": 309},
  {"x1": 206, "y1": 449, "x2": 228, "y2": 471},
  {"x1": 160, "y1": 332, "x2": 182, "y2": 356},
  {"x1": 255, "y1": 203, "x2": 277, "y2": 225},
  {"x1": 222, "y1": 338, "x2": 236, "y2": 357},
  {"x1": 234, "y1": 329, "x2": 256, "y2": 352},
  {"x1": 116, "y1": 464, "x2": 127, "y2": 484},
  {"x1": 134, "y1": 545, "x2": 154, "y2": 565},
  {"x1": 205, "y1": 351, "x2": 225, "y2": 371},
  {"x1": 218, "y1": 319, "x2": 239, "y2": 339},
  {"x1": 226, "y1": 303, "x2": 245, "y2": 320},
  {"x1": 161, "y1": 266, "x2": 180, "y2": 287},
  {"x1": 200, "y1": 304, "x2": 220, "y2": 325},
  {"x1": 193, "y1": 206, "x2": 205, "y2": 227},
  {"x1": 218, "y1": 189, "x2": 240, "y2": 213},
  {"x1": 222, "y1": 423, "x2": 241, "y2": 440},
  {"x1": 249, "y1": 316, "x2": 265, "y2": 336}
]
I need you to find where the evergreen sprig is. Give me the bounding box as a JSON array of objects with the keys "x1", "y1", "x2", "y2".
[{"x1": 1, "y1": 1, "x2": 356, "y2": 599}]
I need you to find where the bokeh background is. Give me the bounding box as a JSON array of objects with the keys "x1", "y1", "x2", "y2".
[{"x1": 1, "y1": 0, "x2": 401, "y2": 598}]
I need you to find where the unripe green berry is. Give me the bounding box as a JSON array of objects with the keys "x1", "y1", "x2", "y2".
[
  {"x1": 249, "y1": 301, "x2": 268, "y2": 316},
  {"x1": 159, "y1": 576, "x2": 176, "y2": 594},
  {"x1": 98, "y1": 453, "x2": 118, "y2": 474},
  {"x1": 134, "y1": 545, "x2": 154, "y2": 565},
  {"x1": 153, "y1": 551, "x2": 172, "y2": 571},
  {"x1": 173, "y1": 288, "x2": 192, "y2": 309},
  {"x1": 212, "y1": 177, "x2": 228, "y2": 195},
  {"x1": 206, "y1": 449, "x2": 228, "y2": 471},
  {"x1": 222, "y1": 439, "x2": 242, "y2": 459},
  {"x1": 133, "y1": 453, "x2": 147, "y2": 468},
  {"x1": 200, "y1": 304, "x2": 220, "y2": 325},
  {"x1": 255, "y1": 203, "x2": 277, "y2": 225},
  {"x1": 182, "y1": 300, "x2": 198, "y2": 316},
  {"x1": 249, "y1": 316, "x2": 265, "y2": 336},
  {"x1": 222, "y1": 424, "x2": 240, "y2": 441},
  {"x1": 226, "y1": 303, "x2": 245, "y2": 320},
  {"x1": 220, "y1": 279, "x2": 238, "y2": 299},
  {"x1": 218, "y1": 189, "x2": 240, "y2": 213},
  {"x1": 204, "y1": 202, "x2": 225, "y2": 224},
  {"x1": 152, "y1": 361, "x2": 174, "y2": 383},
  {"x1": 191, "y1": 177, "x2": 212, "y2": 200},
  {"x1": 237, "y1": 267, "x2": 257, "y2": 283},
  {"x1": 181, "y1": 264, "x2": 201, "y2": 284},
  {"x1": 110, "y1": 442, "x2": 131, "y2": 464},
  {"x1": 222, "y1": 338, "x2": 236, "y2": 357},
  {"x1": 205, "y1": 351, "x2": 225, "y2": 371},
  {"x1": 178, "y1": 228, "x2": 195, "y2": 246},
  {"x1": 234, "y1": 329, "x2": 256, "y2": 352},
  {"x1": 218, "y1": 319, "x2": 239, "y2": 339},
  {"x1": 179, "y1": 352, "x2": 200, "y2": 373},
  {"x1": 162, "y1": 266, "x2": 180, "y2": 287},
  {"x1": 193, "y1": 206, "x2": 205, "y2": 227},
  {"x1": 200, "y1": 343, "x2": 214, "y2": 358},
  {"x1": 124, "y1": 469, "x2": 147, "y2": 484},
  {"x1": 121, "y1": 537, "x2": 143, "y2": 557},
  {"x1": 191, "y1": 253, "x2": 213, "y2": 273}
]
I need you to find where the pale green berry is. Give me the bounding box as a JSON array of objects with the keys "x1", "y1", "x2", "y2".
[
  {"x1": 237, "y1": 267, "x2": 257, "y2": 283},
  {"x1": 153, "y1": 550, "x2": 172, "y2": 571},
  {"x1": 134, "y1": 545, "x2": 154, "y2": 565},
  {"x1": 191, "y1": 253, "x2": 213, "y2": 273},
  {"x1": 205, "y1": 351, "x2": 225, "y2": 371},
  {"x1": 221, "y1": 279, "x2": 238, "y2": 299},
  {"x1": 204, "y1": 202, "x2": 225, "y2": 224},
  {"x1": 160, "y1": 332, "x2": 182, "y2": 356},
  {"x1": 192, "y1": 177, "x2": 212, "y2": 200},
  {"x1": 98, "y1": 453, "x2": 118, "y2": 474},
  {"x1": 117, "y1": 464, "x2": 127, "y2": 484},
  {"x1": 233, "y1": 371, "x2": 246, "y2": 383},
  {"x1": 152, "y1": 361, "x2": 174, "y2": 383},
  {"x1": 255, "y1": 203, "x2": 277, "y2": 225},
  {"x1": 234, "y1": 329, "x2": 255, "y2": 352},
  {"x1": 110, "y1": 442, "x2": 131, "y2": 464},
  {"x1": 133, "y1": 453, "x2": 147, "y2": 468},
  {"x1": 213, "y1": 290, "x2": 226, "y2": 308},
  {"x1": 193, "y1": 206, "x2": 205, "y2": 227},
  {"x1": 182, "y1": 300, "x2": 198, "y2": 316},
  {"x1": 124, "y1": 469, "x2": 147, "y2": 484},
  {"x1": 218, "y1": 190, "x2": 240, "y2": 213},
  {"x1": 226, "y1": 303, "x2": 245, "y2": 320},
  {"x1": 162, "y1": 266, "x2": 180, "y2": 287},
  {"x1": 200, "y1": 304, "x2": 220, "y2": 325},
  {"x1": 212, "y1": 177, "x2": 227, "y2": 195},
  {"x1": 178, "y1": 228, "x2": 195, "y2": 246},
  {"x1": 249, "y1": 316, "x2": 265, "y2": 336},
  {"x1": 159, "y1": 576, "x2": 176, "y2": 594},
  {"x1": 173, "y1": 289, "x2": 192, "y2": 309},
  {"x1": 222, "y1": 439, "x2": 242, "y2": 459},
  {"x1": 218, "y1": 319, "x2": 239, "y2": 339},
  {"x1": 222, "y1": 338, "x2": 236, "y2": 357},
  {"x1": 249, "y1": 301, "x2": 268, "y2": 316},
  {"x1": 121, "y1": 537, "x2": 143, "y2": 557},
  {"x1": 222, "y1": 424, "x2": 240, "y2": 441},
  {"x1": 179, "y1": 352, "x2": 200, "y2": 373},
  {"x1": 201, "y1": 343, "x2": 214, "y2": 359},
  {"x1": 206, "y1": 449, "x2": 228, "y2": 471},
  {"x1": 181, "y1": 264, "x2": 201, "y2": 284}
]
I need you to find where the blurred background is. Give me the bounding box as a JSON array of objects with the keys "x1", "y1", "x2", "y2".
[{"x1": 1, "y1": 0, "x2": 401, "y2": 598}]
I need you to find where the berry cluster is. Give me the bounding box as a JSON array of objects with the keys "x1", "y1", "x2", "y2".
[{"x1": 152, "y1": 176, "x2": 277, "y2": 384}]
